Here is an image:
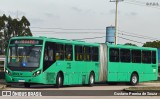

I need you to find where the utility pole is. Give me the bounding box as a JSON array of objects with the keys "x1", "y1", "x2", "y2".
[{"x1": 110, "y1": 0, "x2": 123, "y2": 45}]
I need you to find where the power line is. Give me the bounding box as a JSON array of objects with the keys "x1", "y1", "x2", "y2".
[
  {"x1": 31, "y1": 26, "x2": 159, "y2": 40},
  {"x1": 118, "y1": 32, "x2": 156, "y2": 41},
  {"x1": 118, "y1": 32, "x2": 159, "y2": 41},
  {"x1": 32, "y1": 31, "x2": 105, "y2": 34},
  {"x1": 118, "y1": 36, "x2": 144, "y2": 44},
  {"x1": 72, "y1": 36, "x2": 106, "y2": 40},
  {"x1": 31, "y1": 26, "x2": 160, "y2": 42},
  {"x1": 31, "y1": 27, "x2": 105, "y2": 30},
  {"x1": 118, "y1": 30, "x2": 159, "y2": 40},
  {"x1": 32, "y1": 29, "x2": 159, "y2": 40},
  {"x1": 72, "y1": 35, "x2": 144, "y2": 44}
]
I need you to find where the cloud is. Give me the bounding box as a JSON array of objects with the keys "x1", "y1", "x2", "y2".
[
  {"x1": 130, "y1": 12, "x2": 137, "y2": 16},
  {"x1": 71, "y1": 7, "x2": 82, "y2": 12},
  {"x1": 0, "y1": 10, "x2": 26, "y2": 19},
  {"x1": 45, "y1": 13, "x2": 54, "y2": 17},
  {"x1": 125, "y1": 12, "x2": 138, "y2": 16},
  {"x1": 7, "y1": 10, "x2": 26, "y2": 18},
  {"x1": 29, "y1": 18, "x2": 45, "y2": 25},
  {"x1": 109, "y1": 9, "x2": 120, "y2": 15},
  {"x1": 109, "y1": 9, "x2": 115, "y2": 14},
  {"x1": 44, "y1": 13, "x2": 60, "y2": 19}
]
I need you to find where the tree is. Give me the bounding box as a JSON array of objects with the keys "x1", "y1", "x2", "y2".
[
  {"x1": 143, "y1": 40, "x2": 160, "y2": 48},
  {"x1": 124, "y1": 43, "x2": 137, "y2": 46},
  {"x1": 0, "y1": 14, "x2": 32, "y2": 54}
]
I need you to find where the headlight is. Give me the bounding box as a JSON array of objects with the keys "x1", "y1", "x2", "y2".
[
  {"x1": 33, "y1": 70, "x2": 41, "y2": 77},
  {"x1": 5, "y1": 69, "x2": 11, "y2": 75}
]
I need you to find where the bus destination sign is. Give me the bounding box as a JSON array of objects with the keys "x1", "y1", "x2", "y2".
[{"x1": 11, "y1": 40, "x2": 43, "y2": 45}]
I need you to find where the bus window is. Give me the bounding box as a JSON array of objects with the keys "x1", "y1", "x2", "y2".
[
  {"x1": 142, "y1": 51, "x2": 151, "y2": 64},
  {"x1": 55, "y1": 44, "x2": 64, "y2": 60},
  {"x1": 44, "y1": 42, "x2": 54, "y2": 62},
  {"x1": 120, "y1": 49, "x2": 131, "y2": 62},
  {"x1": 75, "y1": 46, "x2": 83, "y2": 61},
  {"x1": 132, "y1": 50, "x2": 141, "y2": 63},
  {"x1": 92, "y1": 47, "x2": 99, "y2": 61},
  {"x1": 65, "y1": 45, "x2": 72, "y2": 61},
  {"x1": 83, "y1": 46, "x2": 91, "y2": 61},
  {"x1": 44, "y1": 49, "x2": 48, "y2": 61},
  {"x1": 43, "y1": 42, "x2": 55, "y2": 71},
  {"x1": 49, "y1": 48, "x2": 53, "y2": 61},
  {"x1": 109, "y1": 48, "x2": 119, "y2": 62},
  {"x1": 8, "y1": 47, "x2": 16, "y2": 63},
  {"x1": 152, "y1": 51, "x2": 156, "y2": 64}
]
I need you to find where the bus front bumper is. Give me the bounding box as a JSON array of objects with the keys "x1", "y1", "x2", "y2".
[{"x1": 5, "y1": 74, "x2": 55, "y2": 84}]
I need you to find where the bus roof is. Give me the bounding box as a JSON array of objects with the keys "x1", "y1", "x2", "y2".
[
  {"x1": 10, "y1": 36, "x2": 100, "y2": 46},
  {"x1": 10, "y1": 36, "x2": 157, "y2": 51},
  {"x1": 106, "y1": 43, "x2": 157, "y2": 51}
]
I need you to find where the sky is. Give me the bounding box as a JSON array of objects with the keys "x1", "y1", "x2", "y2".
[{"x1": 0, "y1": 0, "x2": 160, "y2": 46}]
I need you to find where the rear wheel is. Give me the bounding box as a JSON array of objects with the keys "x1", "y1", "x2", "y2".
[
  {"x1": 88, "y1": 72, "x2": 95, "y2": 86},
  {"x1": 130, "y1": 73, "x2": 138, "y2": 85},
  {"x1": 55, "y1": 73, "x2": 63, "y2": 88},
  {"x1": 24, "y1": 83, "x2": 30, "y2": 88}
]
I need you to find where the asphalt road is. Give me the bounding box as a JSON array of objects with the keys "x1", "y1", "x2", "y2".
[{"x1": 1, "y1": 82, "x2": 160, "y2": 99}]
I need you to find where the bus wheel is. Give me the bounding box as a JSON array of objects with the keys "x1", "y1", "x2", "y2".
[
  {"x1": 88, "y1": 72, "x2": 95, "y2": 86},
  {"x1": 130, "y1": 73, "x2": 138, "y2": 86},
  {"x1": 55, "y1": 73, "x2": 63, "y2": 88},
  {"x1": 24, "y1": 83, "x2": 30, "y2": 88}
]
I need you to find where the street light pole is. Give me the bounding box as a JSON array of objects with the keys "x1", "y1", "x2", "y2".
[
  {"x1": 110, "y1": 0, "x2": 123, "y2": 45},
  {"x1": 115, "y1": 0, "x2": 118, "y2": 45}
]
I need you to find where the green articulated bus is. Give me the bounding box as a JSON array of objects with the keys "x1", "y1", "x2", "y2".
[{"x1": 5, "y1": 36, "x2": 158, "y2": 88}]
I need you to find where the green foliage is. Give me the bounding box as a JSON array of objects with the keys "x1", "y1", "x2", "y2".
[
  {"x1": 124, "y1": 43, "x2": 137, "y2": 46},
  {"x1": 143, "y1": 40, "x2": 160, "y2": 48},
  {"x1": 0, "y1": 14, "x2": 32, "y2": 54}
]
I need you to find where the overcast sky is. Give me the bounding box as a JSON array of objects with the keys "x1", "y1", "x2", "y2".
[{"x1": 0, "y1": 0, "x2": 160, "y2": 46}]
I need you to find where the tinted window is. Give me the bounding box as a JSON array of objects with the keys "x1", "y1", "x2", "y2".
[
  {"x1": 92, "y1": 47, "x2": 99, "y2": 61},
  {"x1": 132, "y1": 50, "x2": 141, "y2": 63},
  {"x1": 65, "y1": 45, "x2": 73, "y2": 61},
  {"x1": 83, "y1": 46, "x2": 91, "y2": 61},
  {"x1": 152, "y1": 51, "x2": 156, "y2": 64},
  {"x1": 55, "y1": 44, "x2": 64, "y2": 60},
  {"x1": 75, "y1": 46, "x2": 83, "y2": 61},
  {"x1": 142, "y1": 51, "x2": 151, "y2": 64},
  {"x1": 120, "y1": 49, "x2": 131, "y2": 62},
  {"x1": 43, "y1": 42, "x2": 56, "y2": 71},
  {"x1": 109, "y1": 48, "x2": 119, "y2": 62}
]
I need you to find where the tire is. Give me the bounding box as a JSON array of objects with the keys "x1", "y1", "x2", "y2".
[
  {"x1": 130, "y1": 73, "x2": 138, "y2": 86},
  {"x1": 24, "y1": 83, "x2": 30, "y2": 88},
  {"x1": 88, "y1": 72, "x2": 95, "y2": 86},
  {"x1": 55, "y1": 73, "x2": 63, "y2": 88}
]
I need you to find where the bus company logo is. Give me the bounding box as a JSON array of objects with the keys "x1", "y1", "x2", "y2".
[{"x1": 2, "y1": 91, "x2": 11, "y2": 96}]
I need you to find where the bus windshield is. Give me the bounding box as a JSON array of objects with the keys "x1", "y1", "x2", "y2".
[{"x1": 8, "y1": 45, "x2": 42, "y2": 68}]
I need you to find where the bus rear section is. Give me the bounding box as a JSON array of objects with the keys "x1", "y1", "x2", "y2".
[{"x1": 106, "y1": 44, "x2": 158, "y2": 85}]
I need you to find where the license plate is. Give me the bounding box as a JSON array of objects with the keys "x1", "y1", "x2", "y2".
[{"x1": 18, "y1": 80, "x2": 25, "y2": 82}]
